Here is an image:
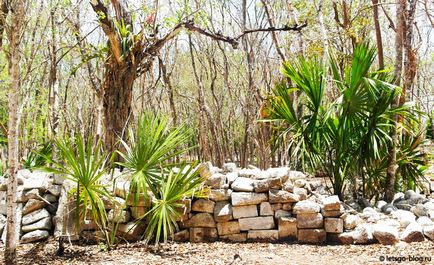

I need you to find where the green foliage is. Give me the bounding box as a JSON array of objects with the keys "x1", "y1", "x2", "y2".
[
  {"x1": 264, "y1": 42, "x2": 427, "y2": 199},
  {"x1": 144, "y1": 163, "x2": 206, "y2": 244},
  {"x1": 22, "y1": 141, "x2": 53, "y2": 170},
  {"x1": 46, "y1": 135, "x2": 110, "y2": 241}
]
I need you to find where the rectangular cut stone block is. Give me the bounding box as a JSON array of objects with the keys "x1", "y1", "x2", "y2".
[
  {"x1": 321, "y1": 207, "x2": 344, "y2": 217},
  {"x1": 247, "y1": 230, "x2": 279, "y2": 241},
  {"x1": 184, "y1": 213, "x2": 216, "y2": 228},
  {"x1": 324, "y1": 218, "x2": 343, "y2": 233},
  {"x1": 233, "y1": 205, "x2": 258, "y2": 219},
  {"x1": 275, "y1": 210, "x2": 291, "y2": 219},
  {"x1": 278, "y1": 217, "x2": 297, "y2": 239},
  {"x1": 209, "y1": 189, "x2": 232, "y2": 202},
  {"x1": 231, "y1": 192, "x2": 268, "y2": 206},
  {"x1": 298, "y1": 229, "x2": 326, "y2": 244},
  {"x1": 217, "y1": 221, "x2": 240, "y2": 235},
  {"x1": 190, "y1": 227, "x2": 218, "y2": 242},
  {"x1": 323, "y1": 195, "x2": 341, "y2": 211},
  {"x1": 260, "y1": 202, "x2": 273, "y2": 216},
  {"x1": 214, "y1": 201, "x2": 233, "y2": 222},
  {"x1": 239, "y1": 216, "x2": 275, "y2": 231},
  {"x1": 297, "y1": 213, "x2": 323, "y2": 229},
  {"x1": 220, "y1": 233, "x2": 247, "y2": 242},
  {"x1": 231, "y1": 177, "x2": 255, "y2": 192},
  {"x1": 269, "y1": 189, "x2": 299, "y2": 203},
  {"x1": 192, "y1": 199, "x2": 215, "y2": 213}
]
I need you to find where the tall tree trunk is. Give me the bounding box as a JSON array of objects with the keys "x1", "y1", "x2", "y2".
[
  {"x1": 5, "y1": 1, "x2": 24, "y2": 264},
  {"x1": 372, "y1": 0, "x2": 384, "y2": 69},
  {"x1": 48, "y1": 8, "x2": 59, "y2": 137},
  {"x1": 385, "y1": 0, "x2": 406, "y2": 202}
]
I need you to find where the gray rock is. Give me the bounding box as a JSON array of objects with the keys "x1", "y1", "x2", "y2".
[
  {"x1": 209, "y1": 189, "x2": 232, "y2": 202},
  {"x1": 253, "y1": 179, "x2": 270, "y2": 193},
  {"x1": 226, "y1": 172, "x2": 238, "y2": 185},
  {"x1": 192, "y1": 199, "x2": 215, "y2": 213},
  {"x1": 22, "y1": 199, "x2": 47, "y2": 215},
  {"x1": 293, "y1": 200, "x2": 321, "y2": 214},
  {"x1": 381, "y1": 203, "x2": 397, "y2": 214},
  {"x1": 107, "y1": 209, "x2": 131, "y2": 223},
  {"x1": 20, "y1": 230, "x2": 49, "y2": 244},
  {"x1": 274, "y1": 210, "x2": 291, "y2": 219},
  {"x1": 423, "y1": 225, "x2": 434, "y2": 241},
  {"x1": 269, "y1": 189, "x2": 299, "y2": 203},
  {"x1": 392, "y1": 210, "x2": 416, "y2": 228},
  {"x1": 43, "y1": 194, "x2": 58, "y2": 203},
  {"x1": 411, "y1": 204, "x2": 428, "y2": 217},
  {"x1": 372, "y1": 224, "x2": 399, "y2": 245},
  {"x1": 394, "y1": 200, "x2": 412, "y2": 211},
  {"x1": 417, "y1": 216, "x2": 433, "y2": 227},
  {"x1": 376, "y1": 200, "x2": 387, "y2": 209},
  {"x1": 205, "y1": 173, "x2": 226, "y2": 189},
  {"x1": 184, "y1": 213, "x2": 216, "y2": 228},
  {"x1": 22, "y1": 208, "x2": 50, "y2": 225},
  {"x1": 222, "y1": 162, "x2": 237, "y2": 173},
  {"x1": 47, "y1": 184, "x2": 61, "y2": 197},
  {"x1": 259, "y1": 202, "x2": 273, "y2": 216},
  {"x1": 214, "y1": 201, "x2": 233, "y2": 222},
  {"x1": 231, "y1": 192, "x2": 268, "y2": 206},
  {"x1": 22, "y1": 216, "x2": 52, "y2": 232},
  {"x1": 231, "y1": 177, "x2": 255, "y2": 192},
  {"x1": 400, "y1": 222, "x2": 425, "y2": 243}
]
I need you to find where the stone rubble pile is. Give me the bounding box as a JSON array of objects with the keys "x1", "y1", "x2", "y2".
[{"x1": 0, "y1": 162, "x2": 433, "y2": 246}]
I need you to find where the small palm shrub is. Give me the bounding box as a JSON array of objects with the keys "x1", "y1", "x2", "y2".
[
  {"x1": 47, "y1": 136, "x2": 111, "y2": 243},
  {"x1": 23, "y1": 141, "x2": 53, "y2": 170},
  {"x1": 117, "y1": 113, "x2": 203, "y2": 244},
  {"x1": 264, "y1": 42, "x2": 426, "y2": 200}
]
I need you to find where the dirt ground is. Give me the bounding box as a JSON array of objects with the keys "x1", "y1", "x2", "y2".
[{"x1": 1, "y1": 239, "x2": 433, "y2": 265}]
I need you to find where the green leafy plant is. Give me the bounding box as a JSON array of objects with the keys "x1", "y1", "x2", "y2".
[
  {"x1": 46, "y1": 135, "x2": 111, "y2": 245},
  {"x1": 264, "y1": 42, "x2": 426, "y2": 200},
  {"x1": 22, "y1": 141, "x2": 53, "y2": 170}
]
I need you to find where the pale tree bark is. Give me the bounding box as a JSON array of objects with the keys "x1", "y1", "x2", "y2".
[
  {"x1": 385, "y1": 0, "x2": 406, "y2": 202},
  {"x1": 317, "y1": 0, "x2": 329, "y2": 62},
  {"x1": 5, "y1": 1, "x2": 25, "y2": 264},
  {"x1": 48, "y1": 7, "x2": 59, "y2": 137}
]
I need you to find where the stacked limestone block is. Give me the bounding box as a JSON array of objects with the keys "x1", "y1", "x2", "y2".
[{"x1": 0, "y1": 169, "x2": 62, "y2": 244}]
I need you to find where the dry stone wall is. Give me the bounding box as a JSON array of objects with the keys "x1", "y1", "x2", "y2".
[{"x1": 0, "y1": 163, "x2": 433, "y2": 246}]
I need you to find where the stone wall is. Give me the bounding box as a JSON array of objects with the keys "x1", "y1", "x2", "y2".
[{"x1": 0, "y1": 163, "x2": 433, "y2": 246}]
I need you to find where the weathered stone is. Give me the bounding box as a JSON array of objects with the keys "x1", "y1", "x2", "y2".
[
  {"x1": 341, "y1": 214, "x2": 361, "y2": 230},
  {"x1": 231, "y1": 177, "x2": 255, "y2": 192},
  {"x1": 117, "y1": 221, "x2": 147, "y2": 241},
  {"x1": 22, "y1": 199, "x2": 47, "y2": 215},
  {"x1": 22, "y1": 208, "x2": 50, "y2": 225},
  {"x1": 43, "y1": 194, "x2": 58, "y2": 203},
  {"x1": 288, "y1": 171, "x2": 306, "y2": 180},
  {"x1": 259, "y1": 202, "x2": 273, "y2": 216},
  {"x1": 223, "y1": 162, "x2": 237, "y2": 172},
  {"x1": 274, "y1": 210, "x2": 291, "y2": 219},
  {"x1": 400, "y1": 222, "x2": 425, "y2": 243},
  {"x1": 297, "y1": 213, "x2": 323, "y2": 229},
  {"x1": 205, "y1": 173, "x2": 226, "y2": 189},
  {"x1": 231, "y1": 192, "x2": 268, "y2": 206},
  {"x1": 381, "y1": 203, "x2": 397, "y2": 214},
  {"x1": 254, "y1": 179, "x2": 269, "y2": 193},
  {"x1": 130, "y1": 206, "x2": 147, "y2": 219},
  {"x1": 108, "y1": 209, "x2": 131, "y2": 223},
  {"x1": 238, "y1": 168, "x2": 262, "y2": 178},
  {"x1": 423, "y1": 225, "x2": 434, "y2": 241},
  {"x1": 209, "y1": 189, "x2": 232, "y2": 202},
  {"x1": 114, "y1": 181, "x2": 130, "y2": 199},
  {"x1": 282, "y1": 182, "x2": 294, "y2": 193},
  {"x1": 184, "y1": 213, "x2": 216, "y2": 228},
  {"x1": 18, "y1": 188, "x2": 40, "y2": 203},
  {"x1": 192, "y1": 199, "x2": 215, "y2": 213},
  {"x1": 233, "y1": 205, "x2": 258, "y2": 219},
  {"x1": 338, "y1": 232, "x2": 355, "y2": 244},
  {"x1": 294, "y1": 179, "x2": 307, "y2": 188},
  {"x1": 220, "y1": 233, "x2": 247, "y2": 242},
  {"x1": 278, "y1": 217, "x2": 297, "y2": 239},
  {"x1": 214, "y1": 201, "x2": 233, "y2": 222},
  {"x1": 173, "y1": 229, "x2": 190, "y2": 242},
  {"x1": 293, "y1": 200, "x2": 321, "y2": 214},
  {"x1": 20, "y1": 230, "x2": 49, "y2": 244},
  {"x1": 247, "y1": 230, "x2": 278, "y2": 241},
  {"x1": 417, "y1": 216, "x2": 434, "y2": 227},
  {"x1": 22, "y1": 216, "x2": 52, "y2": 233},
  {"x1": 352, "y1": 224, "x2": 375, "y2": 244},
  {"x1": 46, "y1": 203, "x2": 58, "y2": 215},
  {"x1": 190, "y1": 227, "x2": 218, "y2": 242},
  {"x1": 269, "y1": 189, "x2": 299, "y2": 203},
  {"x1": 126, "y1": 193, "x2": 151, "y2": 207},
  {"x1": 81, "y1": 219, "x2": 97, "y2": 231},
  {"x1": 411, "y1": 204, "x2": 428, "y2": 217},
  {"x1": 372, "y1": 224, "x2": 399, "y2": 245},
  {"x1": 103, "y1": 196, "x2": 126, "y2": 210},
  {"x1": 282, "y1": 203, "x2": 292, "y2": 211},
  {"x1": 53, "y1": 180, "x2": 79, "y2": 240},
  {"x1": 271, "y1": 203, "x2": 282, "y2": 211},
  {"x1": 324, "y1": 218, "x2": 343, "y2": 234},
  {"x1": 22, "y1": 172, "x2": 52, "y2": 191},
  {"x1": 297, "y1": 229, "x2": 326, "y2": 244},
  {"x1": 293, "y1": 187, "x2": 308, "y2": 201},
  {"x1": 239, "y1": 216, "x2": 275, "y2": 230},
  {"x1": 323, "y1": 195, "x2": 341, "y2": 211},
  {"x1": 47, "y1": 184, "x2": 61, "y2": 197},
  {"x1": 392, "y1": 210, "x2": 416, "y2": 228},
  {"x1": 226, "y1": 172, "x2": 238, "y2": 185},
  {"x1": 321, "y1": 206, "x2": 344, "y2": 217},
  {"x1": 217, "y1": 221, "x2": 240, "y2": 235}
]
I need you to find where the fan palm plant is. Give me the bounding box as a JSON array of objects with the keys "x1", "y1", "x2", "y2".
[
  {"x1": 46, "y1": 135, "x2": 111, "y2": 242},
  {"x1": 264, "y1": 42, "x2": 426, "y2": 199}
]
